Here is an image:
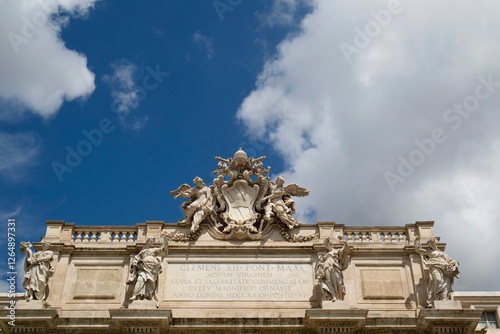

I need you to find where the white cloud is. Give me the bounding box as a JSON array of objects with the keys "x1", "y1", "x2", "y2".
[
  {"x1": 104, "y1": 61, "x2": 140, "y2": 114},
  {"x1": 238, "y1": 0, "x2": 500, "y2": 291},
  {"x1": 0, "y1": 0, "x2": 98, "y2": 119},
  {"x1": 103, "y1": 60, "x2": 149, "y2": 130},
  {"x1": 192, "y1": 31, "x2": 214, "y2": 59},
  {"x1": 260, "y1": 0, "x2": 309, "y2": 28},
  {"x1": 0, "y1": 132, "x2": 41, "y2": 181}
]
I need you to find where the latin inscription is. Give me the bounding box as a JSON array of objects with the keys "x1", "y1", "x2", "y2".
[{"x1": 165, "y1": 263, "x2": 313, "y2": 301}]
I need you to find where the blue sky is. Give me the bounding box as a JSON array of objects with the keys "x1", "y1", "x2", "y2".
[{"x1": 1, "y1": 0, "x2": 500, "y2": 292}]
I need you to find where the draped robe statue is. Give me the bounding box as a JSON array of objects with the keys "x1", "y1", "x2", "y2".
[
  {"x1": 315, "y1": 237, "x2": 350, "y2": 303},
  {"x1": 20, "y1": 241, "x2": 54, "y2": 302},
  {"x1": 127, "y1": 236, "x2": 168, "y2": 307},
  {"x1": 415, "y1": 237, "x2": 460, "y2": 307}
]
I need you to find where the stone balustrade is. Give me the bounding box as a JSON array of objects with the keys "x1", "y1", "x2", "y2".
[
  {"x1": 343, "y1": 228, "x2": 408, "y2": 243},
  {"x1": 41, "y1": 220, "x2": 436, "y2": 247},
  {"x1": 72, "y1": 226, "x2": 138, "y2": 243}
]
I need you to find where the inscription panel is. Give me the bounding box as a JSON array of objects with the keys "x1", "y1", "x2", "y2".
[
  {"x1": 73, "y1": 268, "x2": 121, "y2": 299},
  {"x1": 164, "y1": 263, "x2": 314, "y2": 301},
  {"x1": 361, "y1": 269, "x2": 404, "y2": 299}
]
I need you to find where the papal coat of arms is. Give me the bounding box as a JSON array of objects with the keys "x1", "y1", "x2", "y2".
[{"x1": 169, "y1": 149, "x2": 316, "y2": 241}]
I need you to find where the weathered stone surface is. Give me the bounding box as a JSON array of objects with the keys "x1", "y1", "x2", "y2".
[
  {"x1": 434, "y1": 300, "x2": 463, "y2": 310},
  {"x1": 320, "y1": 300, "x2": 350, "y2": 309},
  {"x1": 3, "y1": 150, "x2": 496, "y2": 333}
]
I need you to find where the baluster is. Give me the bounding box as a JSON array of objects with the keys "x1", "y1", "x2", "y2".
[
  {"x1": 398, "y1": 232, "x2": 403, "y2": 242},
  {"x1": 362, "y1": 232, "x2": 368, "y2": 242},
  {"x1": 90, "y1": 231, "x2": 97, "y2": 242},
  {"x1": 75, "y1": 232, "x2": 82, "y2": 242}
]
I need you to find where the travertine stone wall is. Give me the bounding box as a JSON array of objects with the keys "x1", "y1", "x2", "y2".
[
  {"x1": 39, "y1": 220, "x2": 435, "y2": 311},
  {"x1": 0, "y1": 220, "x2": 486, "y2": 333}
]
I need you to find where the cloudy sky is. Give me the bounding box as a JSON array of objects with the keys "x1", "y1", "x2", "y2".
[{"x1": 0, "y1": 0, "x2": 499, "y2": 292}]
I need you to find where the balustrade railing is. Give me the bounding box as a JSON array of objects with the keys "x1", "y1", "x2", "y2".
[
  {"x1": 72, "y1": 226, "x2": 138, "y2": 243},
  {"x1": 343, "y1": 228, "x2": 408, "y2": 244}
]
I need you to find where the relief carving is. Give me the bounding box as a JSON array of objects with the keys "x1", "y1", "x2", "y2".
[{"x1": 169, "y1": 149, "x2": 316, "y2": 241}]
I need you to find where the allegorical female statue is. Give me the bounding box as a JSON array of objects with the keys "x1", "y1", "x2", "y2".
[
  {"x1": 315, "y1": 236, "x2": 350, "y2": 303},
  {"x1": 20, "y1": 240, "x2": 54, "y2": 302},
  {"x1": 414, "y1": 237, "x2": 460, "y2": 307},
  {"x1": 127, "y1": 235, "x2": 168, "y2": 307}
]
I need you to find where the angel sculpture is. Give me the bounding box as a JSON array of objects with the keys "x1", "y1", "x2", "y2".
[
  {"x1": 414, "y1": 237, "x2": 460, "y2": 308},
  {"x1": 260, "y1": 176, "x2": 309, "y2": 229},
  {"x1": 315, "y1": 236, "x2": 350, "y2": 303},
  {"x1": 127, "y1": 235, "x2": 168, "y2": 307},
  {"x1": 170, "y1": 177, "x2": 214, "y2": 232}
]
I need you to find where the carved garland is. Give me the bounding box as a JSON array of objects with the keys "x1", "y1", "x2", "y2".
[
  {"x1": 163, "y1": 227, "x2": 202, "y2": 242},
  {"x1": 277, "y1": 223, "x2": 319, "y2": 243}
]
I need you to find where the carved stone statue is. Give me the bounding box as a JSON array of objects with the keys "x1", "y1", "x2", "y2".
[
  {"x1": 414, "y1": 237, "x2": 460, "y2": 308},
  {"x1": 167, "y1": 149, "x2": 316, "y2": 242},
  {"x1": 315, "y1": 237, "x2": 350, "y2": 304},
  {"x1": 260, "y1": 176, "x2": 309, "y2": 229},
  {"x1": 20, "y1": 240, "x2": 54, "y2": 302},
  {"x1": 170, "y1": 177, "x2": 215, "y2": 232},
  {"x1": 127, "y1": 235, "x2": 168, "y2": 307}
]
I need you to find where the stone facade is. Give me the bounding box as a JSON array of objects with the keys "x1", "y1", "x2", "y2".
[
  {"x1": 1, "y1": 220, "x2": 498, "y2": 333},
  {"x1": 1, "y1": 151, "x2": 498, "y2": 333}
]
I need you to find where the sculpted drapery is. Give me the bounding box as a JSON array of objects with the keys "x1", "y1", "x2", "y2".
[
  {"x1": 415, "y1": 237, "x2": 460, "y2": 307},
  {"x1": 315, "y1": 237, "x2": 350, "y2": 303},
  {"x1": 20, "y1": 241, "x2": 54, "y2": 302},
  {"x1": 127, "y1": 235, "x2": 168, "y2": 307}
]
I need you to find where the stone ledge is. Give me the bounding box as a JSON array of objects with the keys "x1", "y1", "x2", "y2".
[
  {"x1": 110, "y1": 308, "x2": 172, "y2": 331},
  {"x1": 306, "y1": 308, "x2": 368, "y2": 332},
  {"x1": 418, "y1": 308, "x2": 482, "y2": 334}
]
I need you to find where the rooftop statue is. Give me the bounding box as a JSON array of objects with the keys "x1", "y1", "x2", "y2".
[
  {"x1": 169, "y1": 149, "x2": 315, "y2": 241},
  {"x1": 127, "y1": 235, "x2": 168, "y2": 307},
  {"x1": 260, "y1": 175, "x2": 308, "y2": 229},
  {"x1": 170, "y1": 177, "x2": 215, "y2": 233},
  {"x1": 315, "y1": 236, "x2": 350, "y2": 304},
  {"x1": 20, "y1": 240, "x2": 54, "y2": 302},
  {"x1": 414, "y1": 237, "x2": 460, "y2": 308}
]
